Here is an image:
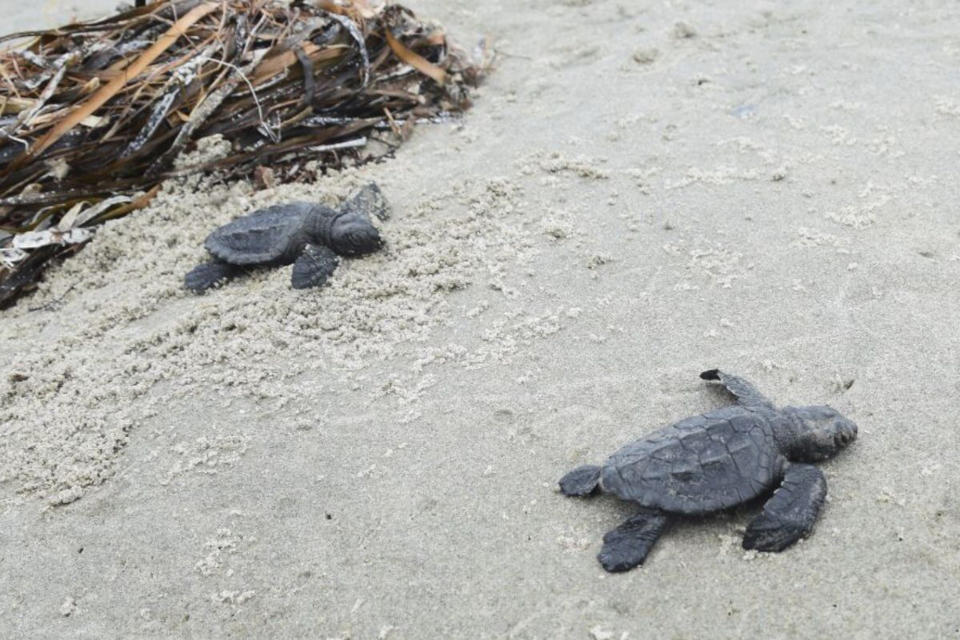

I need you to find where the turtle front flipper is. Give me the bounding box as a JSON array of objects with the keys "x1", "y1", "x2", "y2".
[
  {"x1": 742, "y1": 463, "x2": 826, "y2": 552},
  {"x1": 291, "y1": 244, "x2": 340, "y2": 289},
  {"x1": 559, "y1": 465, "x2": 602, "y2": 497},
  {"x1": 185, "y1": 260, "x2": 240, "y2": 292},
  {"x1": 342, "y1": 182, "x2": 390, "y2": 221},
  {"x1": 700, "y1": 369, "x2": 775, "y2": 410},
  {"x1": 598, "y1": 508, "x2": 670, "y2": 572}
]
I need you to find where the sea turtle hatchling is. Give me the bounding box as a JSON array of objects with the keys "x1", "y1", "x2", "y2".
[
  {"x1": 184, "y1": 183, "x2": 388, "y2": 292},
  {"x1": 559, "y1": 369, "x2": 857, "y2": 572}
]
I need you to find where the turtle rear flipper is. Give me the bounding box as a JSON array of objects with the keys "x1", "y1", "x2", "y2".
[
  {"x1": 559, "y1": 465, "x2": 602, "y2": 497},
  {"x1": 742, "y1": 463, "x2": 826, "y2": 552},
  {"x1": 185, "y1": 260, "x2": 240, "y2": 292},
  {"x1": 291, "y1": 244, "x2": 340, "y2": 289},
  {"x1": 598, "y1": 508, "x2": 670, "y2": 572}
]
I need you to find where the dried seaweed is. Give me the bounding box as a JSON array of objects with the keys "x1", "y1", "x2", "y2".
[{"x1": 0, "y1": 0, "x2": 480, "y2": 307}]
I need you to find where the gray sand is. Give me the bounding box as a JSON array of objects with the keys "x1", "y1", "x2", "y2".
[{"x1": 2, "y1": 0, "x2": 960, "y2": 638}]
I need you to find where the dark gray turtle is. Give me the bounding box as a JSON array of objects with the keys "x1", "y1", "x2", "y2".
[
  {"x1": 185, "y1": 183, "x2": 388, "y2": 292},
  {"x1": 559, "y1": 369, "x2": 857, "y2": 572}
]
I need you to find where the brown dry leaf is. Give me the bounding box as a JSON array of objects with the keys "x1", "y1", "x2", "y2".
[
  {"x1": 384, "y1": 28, "x2": 448, "y2": 86},
  {"x1": 20, "y1": 2, "x2": 219, "y2": 163}
]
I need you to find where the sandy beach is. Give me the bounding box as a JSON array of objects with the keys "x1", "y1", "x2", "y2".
[{"x1": 2, "y1": 0, "x2": 959, "y2": 637}]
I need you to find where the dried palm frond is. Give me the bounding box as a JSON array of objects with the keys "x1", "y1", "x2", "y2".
[{"x1": 0, "y1": 0, "x2": 481, "y2": 307}]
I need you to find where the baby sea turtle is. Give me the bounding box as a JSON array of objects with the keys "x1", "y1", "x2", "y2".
[
  {"x1": 559, "y1": 369, "x2": 857, "y2": 572},
  {"x1": 184, "y1": 183, "x2": 388, "y2": 292}
]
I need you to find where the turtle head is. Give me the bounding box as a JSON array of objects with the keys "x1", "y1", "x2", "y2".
[
  {"x1": 328, "y1": 212, "x2": 383, "y2": 256},
  {"x1": 783, "y1": 405, "x2": 858, "y2": 461}
]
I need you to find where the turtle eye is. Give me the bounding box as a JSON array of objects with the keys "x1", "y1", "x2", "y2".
[{"x1": 347, "y1": 226, "x2": 381, "y2": 253}]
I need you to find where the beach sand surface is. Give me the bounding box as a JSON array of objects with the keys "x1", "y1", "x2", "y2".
[{"x1": 1, "y1": 0, "x2": 959, "y2": 638}]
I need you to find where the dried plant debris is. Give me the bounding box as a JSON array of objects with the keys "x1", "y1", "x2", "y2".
[{"x1": 0, "y1": 0, "x2": 480, "y2": 307}]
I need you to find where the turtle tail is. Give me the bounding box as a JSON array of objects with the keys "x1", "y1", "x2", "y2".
[{"x1": 559, "y1": 465, "x2": 602, "y2": 497}]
